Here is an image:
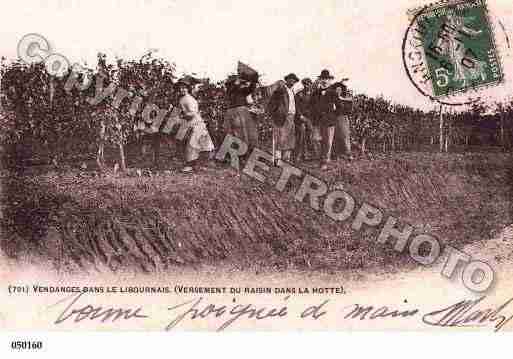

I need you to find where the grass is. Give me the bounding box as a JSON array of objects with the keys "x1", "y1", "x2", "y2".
[{"x1": 0, "y1": 150, "x2": 511, "y2": 276}]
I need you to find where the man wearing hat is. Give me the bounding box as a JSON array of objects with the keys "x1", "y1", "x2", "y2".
[
  {"x1": 311, "y1": 69, "x2": 337, "y2": 170},
  {"x1": 294, "y1": 77, "x2": 318, "y2": 162},
  {"x1": 267, "y1": 73, "x2": 301, "y2": 163}
]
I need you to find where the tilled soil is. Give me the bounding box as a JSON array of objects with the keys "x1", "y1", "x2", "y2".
[{"x1": 1, "y1": 152, "x2": 511, "y2": 275}]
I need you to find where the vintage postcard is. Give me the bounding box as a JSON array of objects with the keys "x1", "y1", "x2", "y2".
[{"x1": 1, "y1": 0, "x2": 513, "y2": 351}]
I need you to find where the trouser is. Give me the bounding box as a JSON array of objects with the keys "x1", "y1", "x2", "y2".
[
  {"x1": 334, "y1": 115, "x2": 351, "y2": 157},
  {"x1": 294, "y1": 116, "x2": 317, "y2": 160},
  {"x1": 319, "y1": 123, "x2": 335, "y2": 163}
]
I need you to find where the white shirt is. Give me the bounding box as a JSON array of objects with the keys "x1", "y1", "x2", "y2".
[
  {"x1": 179, "y1": 94, "x2": 201, "y2": 122},
  {"x1": 286, "y1": 86, "x2": 296, "y2": 115},
  {"x1": 179, "y1": 94, "x2": 199, "y2": 114}
]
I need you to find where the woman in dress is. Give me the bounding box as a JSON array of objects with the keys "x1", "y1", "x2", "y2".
[
  {"x1": 224, "y1": 74, "x2": 259, "y2": 151},
  {"x1": 175, "y1": 80, "x2": 215, "y2": 173}
]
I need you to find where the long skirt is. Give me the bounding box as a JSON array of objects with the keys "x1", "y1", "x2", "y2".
[
  {"x1": 272, "y1": 114, "x2": 296, "y2": 151},
  {"x1": 162, "y1": 114, "x2": 214, "y2": 162},
  {"x1": 224, "y1": 106, "x2": 259, "y2": 148}
]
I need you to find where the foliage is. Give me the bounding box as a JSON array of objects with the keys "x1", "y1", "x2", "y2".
[{"x1": 2, "y1": 53, "x2": 513, "y2": 169}]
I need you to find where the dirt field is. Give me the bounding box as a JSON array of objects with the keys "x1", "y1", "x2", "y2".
[{"x1": 0, "y1": 151, "x2": 512, "y2": 277}]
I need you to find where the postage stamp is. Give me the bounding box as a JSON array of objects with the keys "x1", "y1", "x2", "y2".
[{"x1": 405, "y1": 0, "x2": 503, "y2": 100}]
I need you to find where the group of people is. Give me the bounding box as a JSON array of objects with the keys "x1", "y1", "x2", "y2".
[
  {"x1": 169, "y1": 68, "x2": 353, "y2": 172},
  {"x1": 267, "y1": 69, "x2": 354, "y2": 170}
]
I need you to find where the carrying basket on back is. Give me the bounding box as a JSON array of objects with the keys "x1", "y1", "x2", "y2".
[{"x1": 237, "y1": 61, "x2": 259, "y2": 82}]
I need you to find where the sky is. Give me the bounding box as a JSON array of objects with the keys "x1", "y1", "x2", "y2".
[{"x1": 1, "y1": 0, "x2": 512, "y2": 111}]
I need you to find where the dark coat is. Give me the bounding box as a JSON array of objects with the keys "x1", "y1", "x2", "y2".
[
  {"x1": 311, "y1": 87, "x2": 337, "y2": 126},
  {"x1": 332, "y1": 83, "x2": 353, "y2": 116},
  {"x1": 226, "y1": 80, "x2": 257, "y2": 109},
  {"x1": 333, "y1": 96, "x2": 353, "y2": 116},
  {"x1": 296, "y1": 90, "x2": 313, "y2": 121},
  {"x1": 267, "y1": 86, "x2": 301, "y2": 127}
]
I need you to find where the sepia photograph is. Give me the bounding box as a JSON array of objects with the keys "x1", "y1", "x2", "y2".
[{"x1": 0, "y1": 0, "x2": 512, "y2": 350}]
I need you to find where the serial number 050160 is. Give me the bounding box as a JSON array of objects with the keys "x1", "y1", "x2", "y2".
[{"x1": 11, "y1": 340, "x2": 43, "y2": 351}]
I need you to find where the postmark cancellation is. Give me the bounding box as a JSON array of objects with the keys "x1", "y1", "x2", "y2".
[{"x1": 405, "y1": 0, "x2": 503, "y2": 101}]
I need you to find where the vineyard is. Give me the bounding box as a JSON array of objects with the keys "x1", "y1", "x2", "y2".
[
  {"x1": 1, "y1": 53, "x2": 513, "y2": 170},
  {"x1": 1, "y1": 54, "x2": 512, "y2": 274}
]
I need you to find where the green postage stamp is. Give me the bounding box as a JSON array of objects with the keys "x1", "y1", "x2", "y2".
[{"x1": 408, "y1": 0, "x2": 503, "y2": 98}]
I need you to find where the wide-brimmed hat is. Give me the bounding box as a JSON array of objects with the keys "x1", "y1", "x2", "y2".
[
  {"x1": 284, "y1": 73, "x2": 300, "y2": 82},
  {"x1": 319, "y1": 69, "x2": 334, "y2": 80},
  {"x1": 175, "y1": 78, "x2": 193, "y2": 92},
  {"x1": 175, "y1": 78, "x2": 190, "y2": 86}
]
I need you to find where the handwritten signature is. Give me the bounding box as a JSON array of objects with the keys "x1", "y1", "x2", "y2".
[
  {"x1": 50, "y1": 292, "x2": 148, "y2": 325},
  {"x1": 423, "y1": 296, "x2": 513, "y2": 332},
  {"x1": 47, "y1": 293, "x2": 513, "y2": 332}
]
